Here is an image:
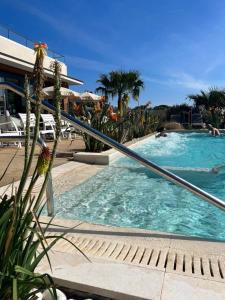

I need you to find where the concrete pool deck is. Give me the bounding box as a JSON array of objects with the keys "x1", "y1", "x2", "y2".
[
  {"x1": 1, "y1": 133, "x2": 225, "y2": 298},
  {"x1": 38, "y1": 216, "x2": 225, "y2": 299},
  {"x1": 0, "y1": 137, "x2": 85, "y2": 187}
]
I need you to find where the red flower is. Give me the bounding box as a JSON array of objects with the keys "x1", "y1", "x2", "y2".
[
  {"x1": 33, "y1": 42, "x2": 48, "y2": 50},
  {"x1": 34, "y1": 42, "x2": 40, "y2": 48},
  {"x1": 37, "y1": 147, "x2": 51, "y2": 175}
]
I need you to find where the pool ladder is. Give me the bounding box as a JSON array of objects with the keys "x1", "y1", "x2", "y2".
[{"x1": 1, "y1": 81, "x2": 225, "y2": 216}]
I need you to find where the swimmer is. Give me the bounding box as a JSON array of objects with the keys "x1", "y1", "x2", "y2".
[
  {"x1": 155, "y1": 127, "x2": 167, "y2": 138},
  {"x1": 211, "y1": 165, "x2": 225, "y2": 174},
  {"x1": 206, "y1": 124, "x2": 220, "y2": 136}
]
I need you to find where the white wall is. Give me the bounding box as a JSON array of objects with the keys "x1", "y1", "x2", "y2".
[{"x1": 0, "y1": 35, "x2": 67, "y2": 75}]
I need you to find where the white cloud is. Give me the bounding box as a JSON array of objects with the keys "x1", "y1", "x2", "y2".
[
  {"x1": 66, "y1": 55, "x2": 115, "y2": 72},
  {"x1": 204, "y1": 59, "x2": 225, "y2": 74},
  {"x1": 169, "y1": 72, "x2": 209, "y2": 90},
  {"x1": 144, "y1": 72, "x2": 210, "y2": 90}
]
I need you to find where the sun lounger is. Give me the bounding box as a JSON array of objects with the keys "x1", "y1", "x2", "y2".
[
  {"x1": 18, "y1": 113, "x2": 36, "y2": 131},
  {"x1": 0, "y1": 112, "x2": 22, "y2": 147},
  {"x1": 19, "y1": 113, "x2": 56, "y2": 140},
  {"x1": 40, "y1": 114, "x2": 56, "y2": 139}
]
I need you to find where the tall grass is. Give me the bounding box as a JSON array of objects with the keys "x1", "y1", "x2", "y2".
[{"x1": 0, "y1": 43, "x2": 71, "y2": 300}]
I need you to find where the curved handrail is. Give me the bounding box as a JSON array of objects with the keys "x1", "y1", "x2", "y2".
[{"x1": 1, "y1": 82, "x2": 225, "y2": 213}]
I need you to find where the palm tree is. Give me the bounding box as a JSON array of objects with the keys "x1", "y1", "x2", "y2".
[
  {"x1": 95, "y1": 74, "x2": 112, "y2": 103},
  {"x1": 110, "y1": 70, "x2": 144, "y2": 116},
  {"x1": 188, "y1": 88, "x2": 225, "y2": 127},
  {"x1": 188, "y1": 90, "x2": 210, "y2": 110},
  {"x1": 122, "y1": 93, "x2": 130, "y2": 115},
  {"x1": 96, "y1": 70, "x2": 144, "y2": 116},
  {"x1": 188, "y1": 88, "x2": 225, "y2": 110}
]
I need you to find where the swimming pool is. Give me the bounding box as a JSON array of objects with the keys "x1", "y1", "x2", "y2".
[{"x1": 55, "y1": 132, "x2": 225, "y2": 241}]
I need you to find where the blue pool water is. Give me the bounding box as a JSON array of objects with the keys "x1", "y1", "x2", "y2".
[{"x1": 55, "y1": 132, "x2": 225, "y2": 241}]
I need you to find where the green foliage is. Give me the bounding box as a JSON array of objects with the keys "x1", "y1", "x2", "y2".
[
  {"x1": 81, "y1": 103, "x2": 129, "y2": 152},
  {"x1": 188, "y1": 88, "x2": 225, "y2": 111},
  {"x1": 85, "y1": 69, "x2": 150, "y2": 151},
  {"x1": 77, "y1": 101, "x2": 159, "y2": 152},
  {"x1": 153, "y1": 105, "x2": 169, "y2": 110},
  {"x1": 96, "y1": 70, "x2": 144, "y2": 116},
  {"x1": 188, "y1": 87, "x2": 225, "y2": 127},
  {"x1": 96, "y1": 74, "x2": 112, "y2": 103},
  {"x1": 126, "y1": 107, "x2": 159, "y2": 140},
  {"x1": 0, "y1": 194, "x2": 57, "y2": 299},
  {"x1": 168, "y1": 103, "x2": 192, "y2": 114}
]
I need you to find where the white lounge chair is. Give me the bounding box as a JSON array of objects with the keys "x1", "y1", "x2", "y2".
[
  {"x1": 19, "y1": 113, "x2": 56, "y2": 140},
  {"x1": 60, "y1": 119, "x2": 76, "y2": 139},
  {"x1": 40, "y1": 114, "x2": 56, "y2": 139},
  {"x1": 0, "y1": 112, "x2": 22, "y2": 147},
  {"x1": 42, "y1": 115, "x2": 75, "y2": 139},
  {"x1": 18, "y1": 113, "x2": 36, "y2": 132}
]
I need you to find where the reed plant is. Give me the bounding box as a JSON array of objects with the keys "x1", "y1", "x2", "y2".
[{"x1": 0, "y1": 43, "x2": 73, "y2": 300}]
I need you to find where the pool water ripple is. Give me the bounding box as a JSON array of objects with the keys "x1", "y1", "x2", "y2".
[{"x1": 55, "y1": 132, "x2": 225, "y2": 241}]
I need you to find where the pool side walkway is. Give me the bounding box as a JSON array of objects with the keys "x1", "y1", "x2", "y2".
[
  {"x1": 38, "y1": 216, "x2": 225, "y2": 300},
  {"x1": 0, "y1": 138, "x2": 85, "y2": 188}
]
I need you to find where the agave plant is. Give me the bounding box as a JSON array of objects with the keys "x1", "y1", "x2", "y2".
[{"x1": 0, "y1": 43, "x2": 74, "y2": 300}]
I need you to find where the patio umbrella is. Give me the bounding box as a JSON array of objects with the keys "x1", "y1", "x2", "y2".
[
  {"x1": 42, "y1": 86, "x2": 81, "y2": 99},
  {"x1": 79, "y1": 92, "x2": 102, "y2": 102}
]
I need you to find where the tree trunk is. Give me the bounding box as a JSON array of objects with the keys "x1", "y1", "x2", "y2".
[
  {"x1": 118, "y1": 92, "x2": 123, "y2": 116},
  {"x1": 105, "y1": 91, "x2": 108, "y2": 103}
]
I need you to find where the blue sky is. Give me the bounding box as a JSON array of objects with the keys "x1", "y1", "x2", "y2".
[{"x1": 1, "y1": 0, "x2": 225, "y2": 107}]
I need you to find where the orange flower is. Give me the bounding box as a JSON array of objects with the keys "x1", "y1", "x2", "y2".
[
  {"x1": 34, "y1": 42, "x2": 40, "y2": 48},
  {"x1": 110, "y1": 113, "x2": 119, "y2": 122},
  {"x1": 41, "y1": 42, "x2": 48, "y2": 49},
  {"x1": 33, "y1": 42, "x2": 48, "y2": 58},
  {"x1": 100, "y1": 96, "x2": 106, "y2": 102},
  {"x1": 107, "y1": 106, "x2": 114, "y2": 114},
  {"x1": 93, "y1": 101, "x2": 101, "y2": 113},
  {"x1": 74, "y1": 103, "x2": 82, "y2": 115},
  {"x1": 33, "y1": 42, "x2": 48, "y2": 49}
]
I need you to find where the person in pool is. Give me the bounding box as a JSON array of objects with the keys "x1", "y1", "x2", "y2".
[
  {"x1": 211, "y1": 165, "x2": 225, "y2": 174},
  {"x1": 206, "y1": 123, "x2": 220, "y2": 136},
  {"x1": 155, "y1": 127, "x2": 167, "y2": 138}
]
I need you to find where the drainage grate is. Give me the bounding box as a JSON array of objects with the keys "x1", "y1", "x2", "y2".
[{"x1": 53, "y1": 235, "x2": 225, "y2": 281}]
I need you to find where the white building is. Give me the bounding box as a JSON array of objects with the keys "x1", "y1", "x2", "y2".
[{"x1": 0, "y1": 25, "x2": 83, "y2": 114}]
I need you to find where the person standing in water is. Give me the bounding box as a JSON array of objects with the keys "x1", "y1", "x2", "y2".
[{"x1": 206, "y1": 124, "x2": 220, "y2": 136}]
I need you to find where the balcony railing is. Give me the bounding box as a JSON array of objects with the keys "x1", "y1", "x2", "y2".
[{"x1": 0, "y1": 23, "x2": 65, "y2": 62}]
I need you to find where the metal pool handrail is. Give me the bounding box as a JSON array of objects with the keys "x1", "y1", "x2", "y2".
[
  {"x1": 1, "y1": 81, "x2": 225, "y2": 214},
  {"x1": 44, "y1": 101, "x2": 225, "y2": 213}
]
